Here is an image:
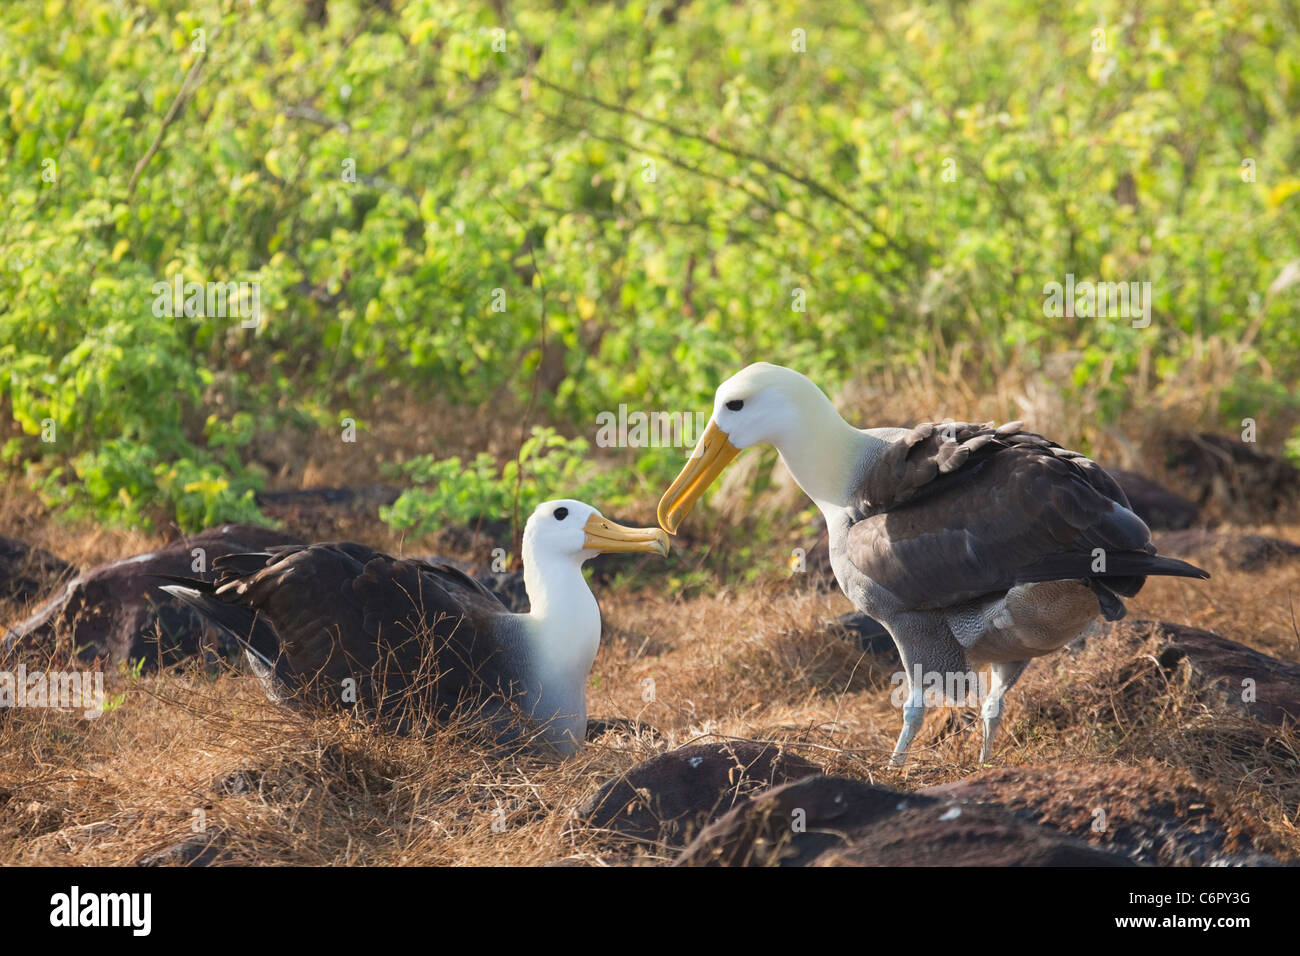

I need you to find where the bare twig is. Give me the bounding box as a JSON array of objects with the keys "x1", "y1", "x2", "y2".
[
  {"x1": 530, "y1": 75, "x2": 913, "y2": 257},
  {"x1": 126, "y1": 48, "x2": 209, "y2": 199},
  {"x1": 491, "y1": 194, "x2": 547, "y2": 557}
]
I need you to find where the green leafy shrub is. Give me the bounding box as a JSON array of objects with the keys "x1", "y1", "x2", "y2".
[
  {"x1": 381, "y1": 426, "x2": 625, "y2": 535},
  {"x1": 2, "y1": 0, "x2": 1297, "y2": 529}
]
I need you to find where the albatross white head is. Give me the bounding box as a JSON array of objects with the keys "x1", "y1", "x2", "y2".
[
  {"x1": 522, "y1": 498, "x2": 668, "y2": 620},
  {"x1": 518, "y1": 499, "x2": 668, "y2": 752},
  {"x1": 657, "y1": 363, "x2": 872, "y2": 532}
]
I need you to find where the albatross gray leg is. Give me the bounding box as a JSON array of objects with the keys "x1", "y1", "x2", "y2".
[
  {"x1": 890, "y1": 686, "x2": 925, "y2": 768},
  {"x1": 979, "y1": 659, "x2": 1029, "y2": 763},
  {"x1": 885, "y1": 617, "x2": 969, "y2": 768}
]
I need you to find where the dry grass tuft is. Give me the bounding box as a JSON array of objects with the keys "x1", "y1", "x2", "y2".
[
  {"x1": 3, "y1": 383, "x2": 1299, "y2": 864},
  {"x1": 3, "y1": 526, "x2": 1298, "y2": 864}
]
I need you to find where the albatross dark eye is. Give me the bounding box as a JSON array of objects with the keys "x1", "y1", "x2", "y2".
[
  {"x1": 554, "y1": 507, "x2": 569, "y2": 521},
  {"x1": 726, "y1": 400, "x2": 744, "y2": 412}
]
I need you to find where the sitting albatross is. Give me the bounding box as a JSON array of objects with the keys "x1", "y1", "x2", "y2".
[
  {"x1": 162, "y1": 500, "x2": 667, "y2": 755},
  {"x1": 657, "y1": 363, "x2": 1209, "y2": 766}
]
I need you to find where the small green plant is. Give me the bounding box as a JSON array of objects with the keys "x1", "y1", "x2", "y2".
[
  {"x1": 3, "y1": 0, "x2": 1298, "y2": 532},
  {"x1": 117, "y1": 657, "x2": 147, "y2": 680},
  {"x1": 381, "y1": 426, "x2": 627, "y2": 535}
]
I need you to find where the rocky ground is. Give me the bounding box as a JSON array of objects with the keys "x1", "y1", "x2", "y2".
[{"x1": 1, "y1": 433, "x2": 1297, "y2": 866}]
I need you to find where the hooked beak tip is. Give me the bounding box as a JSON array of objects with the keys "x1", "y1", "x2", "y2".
[{"x1": 656, "y1": 503, "x2": 680, "y2": 536}]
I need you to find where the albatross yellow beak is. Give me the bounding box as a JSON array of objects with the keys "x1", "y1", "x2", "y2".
[
  {"x1": 656, "y1": 419, "x2": 741, "y2": 534},
  {"x1": 583, "y1": 513, "x2": 670, "y2": 556}
]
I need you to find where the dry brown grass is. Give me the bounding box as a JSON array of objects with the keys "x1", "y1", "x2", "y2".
[
  {"x1": 3, "y1": 518, "x2": 1297, "y2": 865},
  {"x1": 837, "y1": 337, "x2": 1300, "y2": 473},
  {"x1": 3, "y1": 374, "x2": 1299, "y2": 866}
]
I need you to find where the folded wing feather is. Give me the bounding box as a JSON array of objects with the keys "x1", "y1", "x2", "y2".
[{"x1": 848, "y1": 422, "x2": 1207, "y2": 611}]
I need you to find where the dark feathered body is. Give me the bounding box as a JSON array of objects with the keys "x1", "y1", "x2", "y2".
[
  {"x1": 164, "y1": 543, "x2": 540, "y2": 741},
  {"x1": 676, "y1": 362, "x2": 1213, "y2": 764},
  {"x1": 819, "y1": 421, "x2": 1210, "y2": 763},
  {"x1": 845, "y1": 422, "x2": 1208, "y2": 621}
]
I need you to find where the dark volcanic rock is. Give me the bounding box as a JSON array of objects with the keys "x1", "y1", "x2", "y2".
[
  {"x1": 1083, "y1": 620, "x2": 1300, "y2": 729},
  {"x1": 572, "y1": 740, "x2": 821, "y2": 847},
  {"x1": 0, "y1": 537, "x2": 75, "y2": 605},
  {"x1": 1170, "y1": 433, "x2": 1300, "y2": 521},
  {"x1": 1153, "y1": 529, "x2": 1300, "y2": 572},
  {"x1": 826, "y1": 611, "x2": 893, "y2": 654},
  {"x1": 677, "y1": 774, "x2": 1132, "y2": 866},
  {"x1": 1150, "y1": 622, "x2": 1300, "y2": 726},
  {"x1": 1107, "y1": 469, "x2": 1200, "y2": 530},
  {"x1": 4, "y1": 524, "x2": 303, "y2": 669},
  {"x1": 255, "y1": 485, "x2": 401, "y2": 539},
  {"x1": 137, "y1": 831, "x2": 230, "y2": 867},
  {"x1": 921, "y1": 763, "x2": 1280, "y2": 866},
  {"x1": 255, "y1": 485, "x2": 400, "y2": 509},
  {"x1": 584, "y1": 717, "x2": 662, "y2": 742}
]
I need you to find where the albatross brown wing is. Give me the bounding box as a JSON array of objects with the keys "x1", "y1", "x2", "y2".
[
  {"x1": 847, "y1": 422, "x2": 1208, "y2": 611},
  {"x1": 188, "y1": 543, "x2": 530, "y2": 732}
]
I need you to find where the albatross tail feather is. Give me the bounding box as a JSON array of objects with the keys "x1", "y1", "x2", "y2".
[
  {"x1": 1016, "y1": 551, "x2": 1211, "y2": 586},
  {"x1": 1008, "y1": 551, "x2": 1210, "y2": 622},
  {"x1": 154, "y1": 575, "x2": 278, "y2": 669},
  {"x1": 1095, "y1": 552, "x2": 1211, "y2": 581},
  {"x1": 1015, "y1": 552, "x2": 1209, "y2": 622}
]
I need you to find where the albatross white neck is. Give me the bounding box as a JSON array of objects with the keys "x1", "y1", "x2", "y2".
[
  {"x1": 521, "y1": 551, "x2": 601, "y2": 672},
  {"x1": 767, "y1": 386, "x2": 883, "y2": 514}
]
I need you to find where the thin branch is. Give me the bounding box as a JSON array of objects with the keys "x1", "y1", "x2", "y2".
[
  {"x1": 531, "y1": 75, "x2": 914, "y2": 258},
  {"x1": 497, "y1": 102, "x2": 820, "y2": 233},
  {"x1": 127, "y1": 47, "x2": 209, "y2": 199},
  {"x1": 492, "y1": 195, "x2": 547, "y2": 558}
]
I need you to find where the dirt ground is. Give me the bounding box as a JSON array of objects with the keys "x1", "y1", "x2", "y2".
[{"x1": 1, "y1": 493, "x2": 1296, "y2": 865}]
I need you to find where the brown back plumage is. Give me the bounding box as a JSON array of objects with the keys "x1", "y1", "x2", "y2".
[
  {"x1": 176, "y1": 543, "x2": 534, "y2": 735},
  {"x1": 847, "y1": 422, "x2": 1208, "y2": 613}
]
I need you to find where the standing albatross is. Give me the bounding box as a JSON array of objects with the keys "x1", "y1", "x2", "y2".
[
  {"x1": 657, "y1": 363, "x2": 1209, "y2": 766},
  {"x1": 162, "y1": 500, "x2": 667, "y2": 755}
]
